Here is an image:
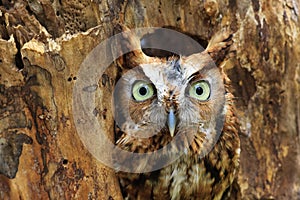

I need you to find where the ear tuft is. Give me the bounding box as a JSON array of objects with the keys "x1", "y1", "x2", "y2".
[
  {"x1": 113, "y1": 24, "x2": 154, "y2": 69},
  {"x1": 205, "y1": 30, "x2": 234, "y2": 66}
]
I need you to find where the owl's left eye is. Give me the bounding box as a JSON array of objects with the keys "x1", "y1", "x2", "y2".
[
  {"x1": 189, "y1": 81, "x2": 211, "y2": 101},
  {"x1": 132, "y1": 81, "x2": 155, "y2": 101}
]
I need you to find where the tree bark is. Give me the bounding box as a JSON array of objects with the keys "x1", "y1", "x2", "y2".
[{"x1": 0, "y1": 0, "x2": 299, "y2": 199}]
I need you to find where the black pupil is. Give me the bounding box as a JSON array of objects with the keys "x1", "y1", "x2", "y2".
[
  {"x1": 196, "y1": 86, "x2": 203, "y2": 95},
  {"x1": 139, "y1": 86, "x2": 148, "y2": 96}
]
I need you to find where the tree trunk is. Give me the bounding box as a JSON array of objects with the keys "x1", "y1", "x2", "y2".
[{"x1": 0, "y1": 0, "x2": 299, "y2": 199}]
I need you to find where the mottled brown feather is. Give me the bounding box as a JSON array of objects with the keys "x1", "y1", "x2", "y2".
[{"x1": 113, "y1": 26, "x2": 240, "y2": 200}]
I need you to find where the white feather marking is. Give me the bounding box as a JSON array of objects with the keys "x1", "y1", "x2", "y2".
[{"x1": 236, "y1": 148, "x2": 241, "y2": 155}]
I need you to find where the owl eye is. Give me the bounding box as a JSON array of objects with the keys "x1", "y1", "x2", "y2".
[
  {"x1": 132, "y1": 81, "x2": 155, "y2": 101},
  {"x1": 189, "y1": 81, "x2": 210, "y2": 101}
]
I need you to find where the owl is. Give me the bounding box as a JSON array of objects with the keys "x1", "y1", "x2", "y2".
[{"x1": 113, "y1": 26, "x2": 240, "y2": 200}]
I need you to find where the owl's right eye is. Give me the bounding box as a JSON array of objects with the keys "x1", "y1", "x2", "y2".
[{"x1": 132, "y1": 81, "x2": 155, "y2": 101}]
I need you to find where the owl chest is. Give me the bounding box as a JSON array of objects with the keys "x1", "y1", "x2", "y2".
[
  {"x1": 153, "y1": 141, "x2": 238, "y2": 200},
  {"x1": 118, "y1": 124, "x2": 239, "y2": 200},
  {"x1": 152, "y1": 153, "x2": 217, "y2": 200},
  {"x1": 119, "y1": 139, "x2": 239, "y2": 200},
  {"x1": 120, "y1": 157, "x2": 234, "y2": 200}
]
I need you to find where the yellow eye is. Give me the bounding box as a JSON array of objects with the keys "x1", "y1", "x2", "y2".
[
  {"x1": 189, "y1": 81, "x2": 210, "y2": 101},
  {"x1": 132, "y1": 81, "x2": 155, "y2": 101}
]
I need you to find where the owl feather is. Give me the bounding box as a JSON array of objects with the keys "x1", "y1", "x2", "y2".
[{"x1": 113, "y1": 25, "x2": 240, "y2": 200}]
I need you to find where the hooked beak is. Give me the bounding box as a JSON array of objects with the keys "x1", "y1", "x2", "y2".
[{"x1": 167, "y1": 108, "x2": 177, "y2": 137}]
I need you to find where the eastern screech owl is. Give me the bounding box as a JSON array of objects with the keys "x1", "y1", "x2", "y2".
[{"x1": 113, "y1": 28, "x2": 240, "y2": 200}]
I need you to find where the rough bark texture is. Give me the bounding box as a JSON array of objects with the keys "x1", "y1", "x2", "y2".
[{"x1": 0, "y1": 0, "x2": 299, "y2": 199}]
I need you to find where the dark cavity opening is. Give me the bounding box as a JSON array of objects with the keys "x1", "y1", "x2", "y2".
[
  {"x1": 140, "y1": 27, "x2": 208, "y2": 58},
  {"x1": 62, "y1": 159, "x2": 68, "y2": 165},
  {"x1": 15, "y1": 40, "x2": 24, "y2": 70}
]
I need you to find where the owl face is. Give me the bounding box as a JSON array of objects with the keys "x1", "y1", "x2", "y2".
[{"x1": 114, "y1": 53, "x2": 226, "y2": 153}]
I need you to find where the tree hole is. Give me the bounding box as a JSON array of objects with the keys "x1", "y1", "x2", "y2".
[{"x1": 140, "y1": 27, "x2": 208, "y2": 58}]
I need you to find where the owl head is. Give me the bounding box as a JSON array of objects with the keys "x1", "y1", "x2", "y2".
[{"x1": 113, "y1": 27, "x2": 232, "y2": 156}]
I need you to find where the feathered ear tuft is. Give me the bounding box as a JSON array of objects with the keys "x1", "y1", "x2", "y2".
[
  {"x1": 183, "y1": 30, "x2": 234, "y2": 74},
  {"x1": 113, "y1": 24, "x2": 155, "y2": 69},
  {"x1": 205, "y1": 30, "x2": 233, "y2": 67}
]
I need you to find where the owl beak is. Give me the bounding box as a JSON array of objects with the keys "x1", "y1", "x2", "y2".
[{"x1": 167, "y1": 109, "x2": 176, "y2": 137}]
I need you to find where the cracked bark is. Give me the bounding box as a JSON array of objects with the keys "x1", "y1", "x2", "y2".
[{"x1": 0, "y1": 0, "x2": 299, "y2": 199}]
